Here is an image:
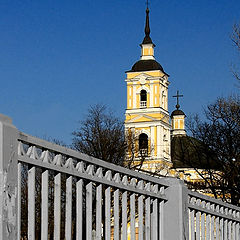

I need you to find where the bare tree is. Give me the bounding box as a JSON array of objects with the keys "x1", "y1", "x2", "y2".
[
  {"x1": 72, "y1": 104, "x2": 126, "y2": 166},
  {"x1": 231, "y1": 22, "x2": 240, "y2": 83},
  {"x1": 174, "y1": 96, "x2": 240, "y2": 206}
]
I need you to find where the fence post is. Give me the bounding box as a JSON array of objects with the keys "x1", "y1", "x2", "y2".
[
  {"x1": 0, "y1": 114, "x2": 19, "y2": 240},
  {"x1": 162, "y1": 177, "x2": 189, "y2": 240}
]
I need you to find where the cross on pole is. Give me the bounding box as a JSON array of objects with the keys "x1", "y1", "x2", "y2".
[
  {"x1": 146, "y1": 0, "x2": 149, "y2": 8},
  {"x1": 173, "y1": 90, "x2": 183, "y2": 110}
]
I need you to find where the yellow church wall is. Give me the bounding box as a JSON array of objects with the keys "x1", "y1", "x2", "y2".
[
  {"x1": 136, "y1": 95, "x2": 140, "y2": 108},
  {"x1": 149, "y1": 48, "x2": 153, "y2": 55},
  {"x1": 154, "y1": 126, "x2": 157, "y2": 156},
  {"x1": 143, "y1": 48, "x2": 149, "y2": 55},
  {"x1": 180, "y1": 120, "x2": 184, "y2": 129},
  {"x1": 142, "y1": 46, "x2": 154, "y2": 57},
  {"x1": 172, "y1": 117, "x2": 185, "y2": 130}
]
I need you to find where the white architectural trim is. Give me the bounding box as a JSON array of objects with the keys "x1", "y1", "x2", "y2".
[
  {"x1": 125, "y1": 107, "x2": 169, "y2": 115},
  {"x1": 135, "y1": 128, "x2": 150, "y2": 138},
  {"x1": 141, "y1": 55, "x2": 155, "y2": 60},
  {"x1": 157, "y1": 125, "x2": 161, "y2": 158},
  {"x1": 127, "y1": 114, "x2": 157, "y2": 123},
  {"x1": 136, "y1": 85, "x2": 150, "y2": 94},
  {"x1": 125, "y1": 121, "x2": 171, "y2": 130},
  {"x1": 150, "y1": 126, "x2": 155, "y2": 155}
]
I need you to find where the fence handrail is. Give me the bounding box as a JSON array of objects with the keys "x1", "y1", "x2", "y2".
[
  {"x1": 18, "y1": 153, "x2": 167, "y2": 200},
  {"x1": 18, "y1": 131, "x2": 170, "y2": 189},
  {"x1": 188, "y1": 190, "x2": 240, "y2": 212}
]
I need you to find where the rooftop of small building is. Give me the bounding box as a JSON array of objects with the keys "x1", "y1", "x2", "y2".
[
  {"x1": 171, "y1": 109, "x2": 185, "y2": 117},
  {"x1": 171, "y1": 135, "x2": 219, "y2": 170}
]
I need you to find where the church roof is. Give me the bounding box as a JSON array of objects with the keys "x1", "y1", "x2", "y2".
[
  {"x1": 171, "y1": 136, "x2": 219, "y2": 170},
  {"x1": 126, "y1": 6, "x2": 169, "y2": 76},
  {"x1": 127, "y1": 59, "x2": 168, "y2": 74},
  {"x1": 171, "y1": 109, "x2": 185, "y2": 117}
]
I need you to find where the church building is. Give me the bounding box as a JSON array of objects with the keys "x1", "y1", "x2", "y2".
[{"x1": 124, "y1": 6, "x2": 186, "y2": 173}]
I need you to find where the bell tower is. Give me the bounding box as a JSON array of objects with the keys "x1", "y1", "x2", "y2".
[{"x1": 125, "y1": 6, "x2": 171, "y2": 172}]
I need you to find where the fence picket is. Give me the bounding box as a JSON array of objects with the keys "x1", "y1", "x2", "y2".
[
  {"x1": 224, "y1": 210, "x2": 228, "y2": 240},
  {"x1": 152, "y1": 198, "x2": 158, "y2": 240},
  {"x1": 54, "y1": 173, "x2": 61, "y2": 240},
  {"x1": 236, "y1": 212, "x2": 240, "y2": 240},
  {"x1": 130, "y1": 193, "x2": 136, "y2": 240},
  {"x1": 236, "y1": 218, "x2": 239, "y2": 240},
  {"x1": 41, "y1": 170, "x2": 49, "y2": 240},
  {"x1": 138, "y1": 195, "x2": 144, "y2": 240},
  {"x1": 145, "y1": 197, "x2": 151, "y2": 239},
  {"x1": 210, "y1": 204, "x2": 215, "y2": 239},
  {"x1": 200, "y1": 202, "x2": 206, "y2": 240},
  {"x1": 159, "y1": 200, "x2": 164, "y2": 240},
  {"x1": 28, "y1": 166, "x2": 35, "y2": 240},
  {"x1": 76, "y1": 179, "x2": 83, "y2": 240},
  {"x1": 17, "y1": 163, "x2": 22, "y2": 240},
  {"x1": 105, "y1": 186, "x2": 111, "y2": 240},
  {"x1": 114, "y1": 189, "x2": 120, "y2": 240},
  {"x1": 86, "y1": 182, "x2": 93, "y2": 240},
  {"x1": 195, "y1": 200, "x2": 201, "y2": 240},
  {"x1": 220, "y1": 207, "x2": 224, "y2": 240},
  {"x1": 228, "y1": 220, "x2": 232, "y2": 240},
  {"x1": 96, "y1": 183, "x2": 102, "y2": 240},
  {"x1": 65, "y1": 176, "x2": 73, "y2": 240},
  {"x1": 122, "y1": 191, "x2": 128, "y2": 240},
  {"x1": 215, "y1": 206, "x2": 220, "y2": 240},
  {"x1": 206, "y1": 203, "x2": 211, "y2": 240},
  {"x1": 190, "y1": 209, "x2": 195, "y2": 240}
]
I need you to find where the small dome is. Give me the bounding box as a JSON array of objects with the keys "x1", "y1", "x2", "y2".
[
  {"x1": 171, "y1": 109, "x2": 185, "y2": 117},
  {"x1": 127, "y1": 59, "x2": 168, "y2": 74}
]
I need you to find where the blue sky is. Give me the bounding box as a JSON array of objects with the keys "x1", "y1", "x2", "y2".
[{"x1": 1, "y1": 0, "x2": 239, "y2": 144}]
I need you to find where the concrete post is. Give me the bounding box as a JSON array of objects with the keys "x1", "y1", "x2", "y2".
[
  {"x1": 0, "y1": 114, "x2": 19, "y2": 239},
  {"x1": 162, "y1": 178, "x2": 189, "y2": 240}
]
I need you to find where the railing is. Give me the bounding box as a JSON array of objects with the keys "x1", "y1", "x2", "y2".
[
  {"x1": 188, "y1": 191, "x2": 240, "y2": 239},
  {"x1": 0, "y1": 114, "x2": 239, "y2": 240},
  {"x1": 139, "y1": 148, "x2": 148, "y2": 156},
  {"x1": 140, "y1": 101, "x2": 147, "y2": 108},
  {"x1": 17, "y1": 132, "x2": 168, "y2": 240}
]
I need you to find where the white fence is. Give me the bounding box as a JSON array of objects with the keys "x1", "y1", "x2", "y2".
[{"x1": 0, "y1": 114, "x2": 239, "y2": 240}]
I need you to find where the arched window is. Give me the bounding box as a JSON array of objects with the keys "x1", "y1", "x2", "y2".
[
  {"x1": 140, "y1": 90, "x2": 147, "y2": 107},
  {"x1": 139, "y1": 133, "x2": 148, "y2": 155}
]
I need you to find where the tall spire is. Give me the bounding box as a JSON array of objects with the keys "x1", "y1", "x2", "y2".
[{"x1": 142, "y1": 4, "x2": 153, "y2": 45}]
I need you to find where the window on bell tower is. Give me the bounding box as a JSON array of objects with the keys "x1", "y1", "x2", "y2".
[
  {"x1": 140, "y1": 90, "x2": 147, "y2": 108},
  {"x1": 139, "y1": 133, "x2": 148, "y2": 156}
]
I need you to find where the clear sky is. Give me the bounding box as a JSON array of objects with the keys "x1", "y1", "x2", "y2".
[{"x1": 1, "y1": 0, "x2": 239, "y2": 144}]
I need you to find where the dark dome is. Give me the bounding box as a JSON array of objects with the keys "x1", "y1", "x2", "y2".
[
  {"x1": 127, "y1": 60, "x2": 168, "y2": 75},
  {"x1": 171, "y1": 109, "x2": 185, "y2": 117},
  {"x1": 171, "y1": 136, "x2": 219, "y2": 169}
]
